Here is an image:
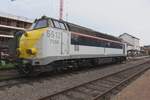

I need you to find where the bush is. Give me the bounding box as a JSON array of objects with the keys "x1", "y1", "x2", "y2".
[{"x1": 0, "y1": 60, "x2": 15, "y2": 70}]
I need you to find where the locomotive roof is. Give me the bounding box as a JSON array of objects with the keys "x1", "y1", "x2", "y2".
[
  {"x1": 39, "y1": 16, "x2": 121, "y2": 42},
  {"x1": 66, "y1": 23, "x2": 121, "y2": 42}
]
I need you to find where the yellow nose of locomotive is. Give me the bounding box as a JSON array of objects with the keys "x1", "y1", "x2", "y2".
[{"x1": 18, "y1": 28, "x2": 47, "y2": 58}]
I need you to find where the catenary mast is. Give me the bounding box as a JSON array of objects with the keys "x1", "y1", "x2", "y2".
[{"x1": 59, "y1": 0, "x2": 64, "y2": 20}]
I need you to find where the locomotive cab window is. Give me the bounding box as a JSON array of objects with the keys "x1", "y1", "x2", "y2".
[
  {"x1": 53, "y1": 20, "x2": 61, "y2": 28},
  {"x1": 52, "y1": 20, "x2": 66, "y2": 30},
  {"x1": 31, "y1": 19, "x2": 48, "y2": 29},
  {"x1": 59, "y1": 22, "x2": 66, "y2": 30}
]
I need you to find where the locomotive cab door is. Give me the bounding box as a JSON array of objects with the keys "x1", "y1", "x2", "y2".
[
  {"x1": 61, "y1": 31, "x2": 69, "y2": 56},
  {"x1": 52, "y1": 19, "x2": 70, "y2": 56}
]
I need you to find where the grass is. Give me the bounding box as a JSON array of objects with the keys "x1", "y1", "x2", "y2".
[
  {"x1": 0, "y1": 76, "x2": 11, "y2": 80},
  {"x1": 0, "y1": 60, "x2": 15, "y2": 70}
]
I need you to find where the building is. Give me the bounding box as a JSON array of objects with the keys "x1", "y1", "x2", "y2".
[
  {"x1": 0, "y1": 12, "x2": 33, "y2": 59},
  {"x1": 119, "y1": 33, "x2": 140, "y2": 56},
  {"x1": 141, "y1": 45, "x2": 150, "y2": 55},
  {"x1": 0, "y1": 12, "x2": 32, "y2": 35},
  {"x1": 0, "y1": 12, "x2": 33, "y2": 47}
]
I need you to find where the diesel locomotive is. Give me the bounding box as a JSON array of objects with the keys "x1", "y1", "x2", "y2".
[{"x1": 16, "y1": 16, "x2": 127, "y2": 75}]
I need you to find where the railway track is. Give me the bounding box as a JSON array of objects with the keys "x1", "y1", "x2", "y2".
[
  {"x1": 39, "y1": 61, "x2": 150, "y2": 100},
  {"x1": 0, "y1": 59, "x2": 145, "y2": 90},
  {"x1": 0, "y1": 56, "x2": 147, "y2": 83},
  {"x1": 0, "y1": 70, "x2": 19, "y2": 81},
  {"x1": 0, "y1": 58, "x2": 150, "y2": 100}
]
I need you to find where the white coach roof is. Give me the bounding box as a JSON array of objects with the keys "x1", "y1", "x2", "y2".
[{"x1": 0, "y1": 11, "x2": 33, "y2": 23}]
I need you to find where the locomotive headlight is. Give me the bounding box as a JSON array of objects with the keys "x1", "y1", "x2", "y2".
[
  {"x1": 24, "y1": 32, "x2": 28, "y2": 37},
  {"x1": 26, "y1": 48, "x2": 37, "y2": 55}
]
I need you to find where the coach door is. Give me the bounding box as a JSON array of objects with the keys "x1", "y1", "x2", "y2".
[{"x1": 61, "y1": 31, "x2": 69, "y2": 55}]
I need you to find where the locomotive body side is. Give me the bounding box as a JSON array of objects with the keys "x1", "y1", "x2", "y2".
[
  {"x1": 26, "y1": 28, "x2": 126, "y2": 66},
  {"x1": 70, "y1": 32, "x2": 125, "y2": 59}
]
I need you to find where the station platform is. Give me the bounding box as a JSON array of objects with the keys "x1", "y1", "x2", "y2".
[{"x1": 112, "y1": 69, "x2": 150, "y2": 100}]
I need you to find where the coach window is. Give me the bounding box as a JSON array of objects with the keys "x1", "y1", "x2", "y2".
[{"x1": 48, "y1": 20, "x2": 52, "y2": 27}]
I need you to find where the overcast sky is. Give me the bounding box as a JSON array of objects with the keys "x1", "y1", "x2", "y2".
[{"x1": 0, "y1": 0, "x2": 150, "y2": 45}]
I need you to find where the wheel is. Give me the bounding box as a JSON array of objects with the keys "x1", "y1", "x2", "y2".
[{"x1": 16, "y1": 63, "x2": 34, "y2": 77}]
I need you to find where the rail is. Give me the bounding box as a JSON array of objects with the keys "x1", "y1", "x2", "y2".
[{"x1": 39, "y1": 61, "x2": 150, "y2": 100}]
